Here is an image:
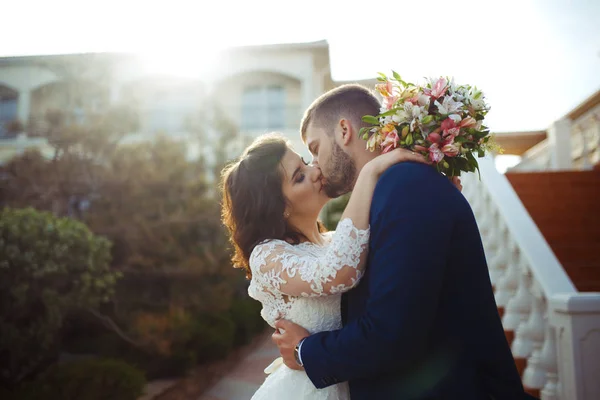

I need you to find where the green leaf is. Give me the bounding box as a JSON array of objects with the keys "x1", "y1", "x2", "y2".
[
  {"x1": 378, "y1": 108, "x2": 401, "y2": 117},
  {"x1": 362, "y1": 115, "x2": 380, "y2": 125}
]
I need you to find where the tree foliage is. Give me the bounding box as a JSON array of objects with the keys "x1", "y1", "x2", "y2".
[{"x1": 0, "y1": 207, "x2": 117, "y2": 386}]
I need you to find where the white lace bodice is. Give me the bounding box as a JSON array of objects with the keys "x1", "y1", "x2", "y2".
[{"x1": 248, "y1": 218, "x2": 370, "y2": 334}]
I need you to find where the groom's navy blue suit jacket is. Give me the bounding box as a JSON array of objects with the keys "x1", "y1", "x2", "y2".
[{"x1": 301, "y1": 162, "x2": 528, "y2": 400}]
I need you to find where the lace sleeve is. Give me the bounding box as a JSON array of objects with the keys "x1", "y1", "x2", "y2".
[{"x1": 249, "y1": 218, "x2": 370, "y2": 297}]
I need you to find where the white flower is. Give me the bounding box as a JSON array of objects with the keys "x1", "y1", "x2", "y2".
[
  {"x1": 435, "y1": 96, "x2": 464, "y2": 115},
  {"x1": 393, "y1": 105, "x2": 411, "y2": 124},
  {"x1": 408, "y1": 104, "x2": 428, "y2": 132},
  {"x1": 449, "y1": 114, "x2": 462, "y2": 123},
  {"x1": 470, "y1": 98, "x2": 486, "y2": 111},
  {"x1": 381, "y1": 115, "x2": 394, "y2": 125},
  {"x1": 392, "y1": 113, "x2": 405, "y2": 124},
  {"x1": 418, "y1": 94, "x2": 431, "y2": 107}
]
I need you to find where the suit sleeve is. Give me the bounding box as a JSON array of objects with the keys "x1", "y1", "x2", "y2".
[{"x1": 300, "y1": 163, "x2": 457, "y2": 388}]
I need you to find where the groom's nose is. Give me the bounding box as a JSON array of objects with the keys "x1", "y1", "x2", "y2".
[{"x1": 309, "y1": 165, "x2": 322, "y2": 182}]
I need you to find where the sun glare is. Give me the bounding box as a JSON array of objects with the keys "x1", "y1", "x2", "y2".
[
  {"x1": 137, "y1": 46, "x2": 222, "y2": 78},
  {"x1": 495, "y1": 155, "x2": 522, "y2": 174}
]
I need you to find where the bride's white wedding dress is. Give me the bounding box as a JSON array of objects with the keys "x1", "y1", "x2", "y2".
[{"x1": 248, "y1": 218, "x2": 370, "y2": 400}]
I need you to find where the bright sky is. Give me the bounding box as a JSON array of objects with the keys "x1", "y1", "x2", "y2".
[{"x1": 1, "y1": 0, "x2": 599, "y2": 133}]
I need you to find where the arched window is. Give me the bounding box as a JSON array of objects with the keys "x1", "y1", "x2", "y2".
[{"x1": 240, "y1": 85, "x2": 285, "y2": 131}]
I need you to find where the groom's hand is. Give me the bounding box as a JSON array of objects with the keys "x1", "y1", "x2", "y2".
[{"x1": 272, "y1": 319, "x2": 309, "y2": 371}]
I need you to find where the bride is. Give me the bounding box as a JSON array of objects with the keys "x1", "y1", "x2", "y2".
[{"x1": 220, "y1": 133, "x2": 458, "y2": 399}]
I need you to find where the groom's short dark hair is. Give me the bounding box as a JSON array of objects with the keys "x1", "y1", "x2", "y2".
[{"x1": 300, "y1": 83, "x2": 381, "y2": 142}]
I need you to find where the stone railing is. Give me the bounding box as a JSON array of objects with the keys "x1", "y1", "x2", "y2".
[
  {"x1": 513, "y1": 93, "x2": 600, "y2": 172},
  {"x1": 462, "y1": 156, "x2": 600, "y2": 400},
  {"x1": 570, "y1": 108, "x2": 600, "y2": 169}
]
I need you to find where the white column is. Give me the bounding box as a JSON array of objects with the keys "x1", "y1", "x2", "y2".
[
  {"x1": 547, "y1": 118, "x2": 572, "y2": 170},
  {"x1": 549, "y1": 293, "x2": 600, "y2": 400},
  {"x1": 18, "y1": 89, "x2": 31, "y2": 124},
  {"x1": 301, "y1": 73, "x2": 316, "y2": 112}
]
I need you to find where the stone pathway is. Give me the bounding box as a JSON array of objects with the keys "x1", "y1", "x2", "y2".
[{"x1": 198, "y1": 332, "x2": 279, "y2": 400}]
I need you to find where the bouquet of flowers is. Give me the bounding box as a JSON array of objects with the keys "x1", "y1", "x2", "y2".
[{"x1": 360, "y1": 71, "x2": 502, "y2": 177}]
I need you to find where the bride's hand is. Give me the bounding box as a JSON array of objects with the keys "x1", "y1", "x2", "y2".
[
  {"x1": 365, "y1": 148, "x2": 430, "y2": 177},
  {"x1": 450, "y1": 176, "x2": 463, "y2": 192}
]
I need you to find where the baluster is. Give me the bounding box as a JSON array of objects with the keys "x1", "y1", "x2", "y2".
[
  {"x1": 476, "y1": 191, "x2": 492, "y2": 237},
  {"x1": 464, "y1": 181, "x2": 481, "y2": 215},
  {"x1": 522, "y1": 290, "x2": 548, "y2": 398},
  {"x1": 482, "y1": 208, "x2": 499, "y2": 257},
  {"x1": 510, "y1": 268, "x2": 535, "y2": 376},
  {"x1": 503, "y1": 259, "x2": 532, "y2": 348},
  {"x1": 540, "y1": 325, "x2": 559, "y2": 400},
  {"x1": 594, "y1": 114, "x2": 600, "y2": 165},
  {"x1": 488, "y1": 219, "x2": 508, "y2": 288},
  {"x1": 579, "y1": 124, "x2": 591, "y2": 169},
  {"x1": 495, "y1": 237, "x2": 520, "y2": 316},
  {"x1": 462, "y1": 173, "x2": 479, "y2": 202}
]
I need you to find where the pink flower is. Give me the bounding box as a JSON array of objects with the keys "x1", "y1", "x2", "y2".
[
  {"x1": 414, "y1": 144, "x2": 429, "y2": 153},
  {"x1": 428, "y1": 132, "x2": 441, "y2": 144},
  {"x1": 380, "y1": 125, "x2": 399, "y2": 153},
  {"x1": 382, "y1": 95, "x2": 399, "y2": 110},
  {"x1": 441, "y1": 135, "x2": 459, "y2": 157},
  {"x1": 441, "y1": 118, "x2": 460, "y2": 137},
  {"x1": 459, "y1": 116, "x2": 477, "y2": 129},
  {"x1": 428, "y1": 143, "x2": 444, "y2": 163},
  {"x1": 376, "y1": 81, "x2": 399, "y2": 110},
  {"x1": 429, "y1": 134, "x2": 459, "y2": 162},
  {"x1": 424, "y1": 78, "x2": 448, "y2": 99}
]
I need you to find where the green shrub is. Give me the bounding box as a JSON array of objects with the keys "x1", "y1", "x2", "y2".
[
  {"x1": 17, "y1": 358, "x2": 145, "y2": 400},
  {"x1": 0, "y1": 207, "x2": 118, "y2": 386},
  {"x1": 182, "y1": 313, "x2": 236, "y2": 364},
  {"x1": 230, "y1": 298, "x2": 267, "y2": 346}
]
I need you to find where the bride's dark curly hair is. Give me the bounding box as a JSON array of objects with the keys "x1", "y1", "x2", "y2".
[{"x1": 220, "y1": 133, "x2": 326, "y2": 278}]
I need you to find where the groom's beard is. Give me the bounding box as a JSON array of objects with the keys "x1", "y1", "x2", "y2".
[{"x1": 323, "y1": 141, "x2": 356, "y2": 198}]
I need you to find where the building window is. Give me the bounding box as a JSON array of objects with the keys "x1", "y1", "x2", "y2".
[
  {"x1": 145, "y1": 89, "x2": 191, "y2": 134},
  {"x1": 0, "y1": 93, "x2": 18, "y2": 137},
  {"x1": 241, "y1": 85, "x2": 285, "y2": 131}
]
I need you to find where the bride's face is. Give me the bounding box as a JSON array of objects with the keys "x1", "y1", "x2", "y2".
[{"x1": 280, "y1": 148, "x2": 328, "y2": 220}]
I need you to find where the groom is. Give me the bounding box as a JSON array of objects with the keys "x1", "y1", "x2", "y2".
[{"x1": 272, "y1": 84, "x2": 530, "y2": 399}]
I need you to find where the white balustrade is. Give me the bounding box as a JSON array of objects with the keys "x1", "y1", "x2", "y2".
[{"x1": 462, "y1": 156, "x2": 600, "y2": 399}]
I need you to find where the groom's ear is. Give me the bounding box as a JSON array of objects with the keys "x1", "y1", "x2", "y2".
[{"x1": 338, "y1": 119, "x2": 353, "y2": 146}]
